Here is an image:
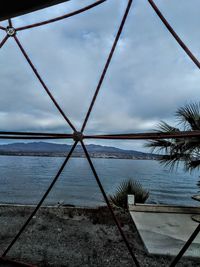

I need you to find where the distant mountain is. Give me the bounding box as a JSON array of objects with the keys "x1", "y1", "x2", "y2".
[{"x1": 0, "y1": 142, "x2": 159, "y2": 159}]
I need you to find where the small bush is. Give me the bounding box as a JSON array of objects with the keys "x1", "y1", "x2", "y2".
[{"x1": 109, "y1": 179, "x2": 149, "y2": 210}]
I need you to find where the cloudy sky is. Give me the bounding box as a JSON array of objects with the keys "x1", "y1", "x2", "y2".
[{"x1": 0, "y1": 0, "x2": 200, "y2": 151}]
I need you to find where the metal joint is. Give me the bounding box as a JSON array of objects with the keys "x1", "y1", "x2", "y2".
[
  {"x1": 73, "y1": 131, "x2": 83, "y2": 141},
  {"x1": 6, "y1": 26, "x2": 16, "y2": 36}
]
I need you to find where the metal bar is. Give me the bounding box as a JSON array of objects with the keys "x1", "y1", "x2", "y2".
[
  {"x1": 169, "y1": 223, "x2": 200, "y2": 267},
  {"x1": 0, "y1": 0, "x2": 71, "y2": 22},
  {"x1": 0, "y1": 25, "x2": 5, "y2": 30},
  {"x1": 8, "y1": 18, "x2": 12, "y2": 27},
  {"x1": 0, "y1": 131, "x2": 72, "y2": 139},
  {"x1": 0, "y1": 35, "x2": 9, "y2": 49},
  {"x1": 84, "y1": 131, "x2": 200, "y2": 140},
  {"x1": 16, "y1": 0, "x2": 106, "y2": 31},
  {"x1": 0, "y1": 256, "x2": 36, "y2": 267},
  {"x1": 81, "y1": 140, "x2": 140, "y2": 267},
  {"x1": 2, "y1": 130, "x2": 200, "y2": 140},
  {"x1": 0, "y1": 131, "x2": 71, "y2": 137},
  {"x1": 0, "y1": 135, "x2": 72, "y2": 140},
  {"x1": 2, "y1": 141, "x2": 77, "y2": 257},
  {"x1": 14, "y1": 35, "x2": 76, "y2": 132},
  {"x1": 148, "y1": 0, "x2": 200, "y2": 69},
  {"x1": 81, "y1": 0, "x2": 133, "y2": 132},
  {"x1": 1, "y1": 130, "x2": 199, "y2": 140}
]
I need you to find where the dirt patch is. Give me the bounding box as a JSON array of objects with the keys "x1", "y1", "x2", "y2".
[{"x1": 0, "y1": 205, "x2": 198, "y2": 267}]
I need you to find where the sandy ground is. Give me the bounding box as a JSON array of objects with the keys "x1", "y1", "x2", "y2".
[{"x1": 0, "y1": 205, "x2": 199, "y2": 267}]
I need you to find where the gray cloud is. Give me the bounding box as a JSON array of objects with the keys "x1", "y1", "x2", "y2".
[{"x1": 0, "y1": 0, "x2": 200, "y2": 150}]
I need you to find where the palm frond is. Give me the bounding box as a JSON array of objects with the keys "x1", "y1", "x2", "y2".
[
  {"x1": 187, "y1": 159, "x2": 200, "y2": 170},
  {"x1": 145, "y1": 139, "x2": 173, "y2": 154},
  {"x1": 145, "y1": 121, "x2": 180, "y2": 155},
  {"x1": 177, "y1": 138, "x2": 200, "y2": 154},
  {"x1": 156, "y1": 121, "x2": 180, "y2": 133},
  {"x1": 145, "y1": 103, "x2": 200, "y2": 172},
  {"x1": 159, "y1": 153, "x2": 187, "y2": 170},
  {"x1": 109, "y1": 179, "x2": 149, "y2": 210},
  {"x1": 176, "y1": 102, "x2": 200, "y2": 130}
]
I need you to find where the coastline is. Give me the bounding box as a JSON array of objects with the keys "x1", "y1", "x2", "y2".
[
  {"x1": 0, "y1": 142, "x2": 159, "y2": 160},
  {"x1": 0, "y1": 152, "x2": 157, "y2": 160},
  {"x1": 0, "y1": 205, "x2": 198, "y2": 266}
]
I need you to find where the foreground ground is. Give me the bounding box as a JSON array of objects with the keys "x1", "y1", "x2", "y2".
[{"x1": 0, "y1": 205, "x2": 199, "y2": 267}]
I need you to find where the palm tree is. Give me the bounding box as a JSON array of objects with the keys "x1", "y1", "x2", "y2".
[
  {"x1": 145, "y1": 102, "x2": 200, "y2": 171},
  {"x1": 109, "y1": 179, "x2": 149, "y2": 210}
]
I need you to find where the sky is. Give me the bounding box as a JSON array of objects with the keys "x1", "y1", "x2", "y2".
[{"x1": 0, "y1": 0, "x2": 200, "y2": 151}]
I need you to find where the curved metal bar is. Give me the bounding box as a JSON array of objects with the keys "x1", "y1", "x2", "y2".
[
  {"x1": 148, "y1": 0, "x2": 200, "y2": 69},
  {"x1": 14, "y1": 35, "x2": 76, "y2": 132},
  {"x1": 81, "y1": 0, "x2": 133, "y2": 132},
  {"x1": 84, "y1": 130, "x2": 200, "y2": 140},
  {"x1": 2, "y1": 141, "x2": 78, "y2": 257},
  {"x1": 169, "y1": 223, "x2": 200, "y2": 267},
  {"x1": 81, "y1": 140, "x2": 140, "y2": 267},
  {"x1": 0, "y1": 34, "x2": 9, "y2": 49},
  {"x1": 16, "y1": 0, "x2": 106, "y2": 31},
  {"x1": 0, "y1": 0, "x2": 71, "y2": 22}
]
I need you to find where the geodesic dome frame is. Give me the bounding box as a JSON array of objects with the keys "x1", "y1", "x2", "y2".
[{"x1": 0, "y1": 1, "x2": 200, "y2": 266}]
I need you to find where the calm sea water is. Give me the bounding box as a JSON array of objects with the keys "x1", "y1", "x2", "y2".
[{"x1": 0, "y1": 156, "x2": 199, "y2": 207}]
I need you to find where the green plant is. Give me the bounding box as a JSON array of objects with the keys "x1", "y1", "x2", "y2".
[
  {"x1": 109, "y1": 179, "x2": 149, "y2": 210},
  {"x1": 145, "y1": 102, "x2": 200, "y2": 171}
]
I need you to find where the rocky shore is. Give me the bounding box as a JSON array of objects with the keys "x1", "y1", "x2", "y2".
[{"x1": 0, "y1": 205, "x2": 198, "y2": 266}]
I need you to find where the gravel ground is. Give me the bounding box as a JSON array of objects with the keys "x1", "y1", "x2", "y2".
[{"x1": 0, "y1": 205, "x2": 199, "y2": 267}]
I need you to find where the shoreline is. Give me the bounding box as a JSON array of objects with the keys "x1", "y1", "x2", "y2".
[
  {"x1": 0, "y1": 205, "x2": 198, "y2": 266},
  {"x1": 0, "y1": 153, "x2": 157, "y2": 160}
]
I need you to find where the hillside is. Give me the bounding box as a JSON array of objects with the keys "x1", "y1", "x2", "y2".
[{"x1": 0, "y1": 142, "x2": 159, "y2": 159}]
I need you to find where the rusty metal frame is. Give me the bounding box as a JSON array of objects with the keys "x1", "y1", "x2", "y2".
[{"x1": 0, "y1": 0, "x2": 199, "y2": 266}]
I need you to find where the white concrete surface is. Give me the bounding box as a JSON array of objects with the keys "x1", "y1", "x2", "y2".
[{"x1": 130, "y1": 211, "x2": 200, "y2": 257}]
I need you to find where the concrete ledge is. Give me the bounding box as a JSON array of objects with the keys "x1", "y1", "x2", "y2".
[
  {"x1": 129, "y1": 204, "x2": 200, "y2": 214},
  {"x1": 128, "y1": 195, "x2": 200, "y2": 214}
]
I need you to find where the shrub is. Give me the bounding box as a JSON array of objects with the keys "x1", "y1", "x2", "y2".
[{"x1": 109, "y1": 179, "x2": 149, "y2": 210}]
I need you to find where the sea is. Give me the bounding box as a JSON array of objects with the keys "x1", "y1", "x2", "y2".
[{"x1": 0, "y1": 155, "x2": 199, "y2": 207}]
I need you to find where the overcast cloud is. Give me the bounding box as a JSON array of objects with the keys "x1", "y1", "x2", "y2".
[{"x1": 0, "y1": 0, "x2": 200, "y2": 151}]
